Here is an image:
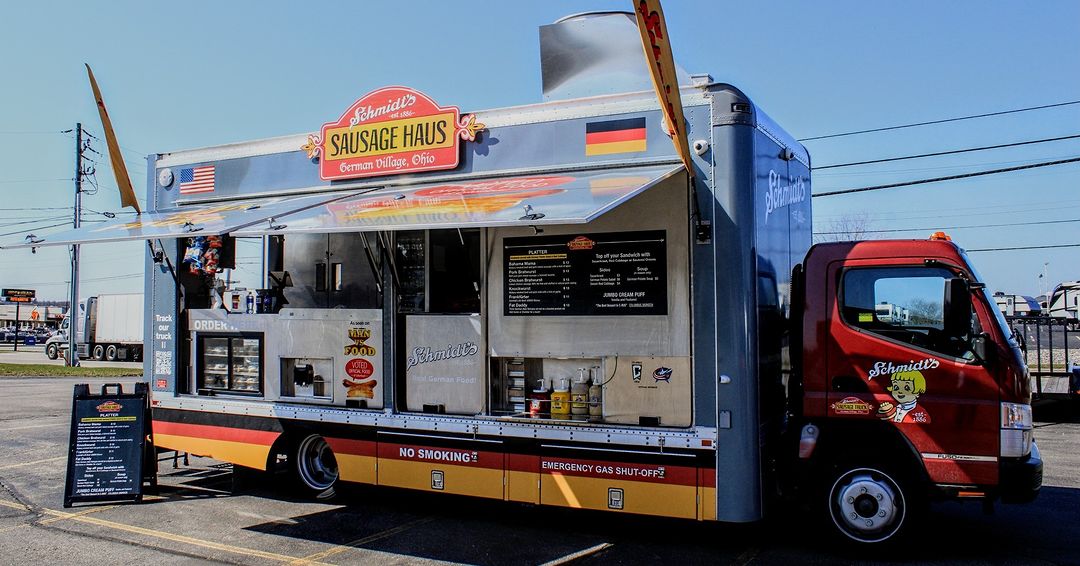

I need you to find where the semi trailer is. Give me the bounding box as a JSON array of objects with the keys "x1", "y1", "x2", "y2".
[{"x1": 45, "y1": 293, "x2": 144, "y2": 362}]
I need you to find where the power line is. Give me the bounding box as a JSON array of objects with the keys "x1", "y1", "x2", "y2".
[
  {"x1": 813, "y1": 133, "x2": 1080, "y2": 170},
  {"x1": 815, "y1": 217, "x2": 1080, "y2": 235},
  {"x1": 0, "y1": 130, "x2": 73, "y2": 135},
  {"x1": 0, "y1": 207, "x2": 73, "y2": 211},
  {"x1": 813, "y1": 156, "x2": 1080, "y2": 198},
  {"x1": 0, "y1": 221, "x2": 70, "y2": 239},
  {"x1": 799, "y1": 99, "x2": 1080, "y2": 141},
  {"x1": 966, "y1": 243, "x2": 1080, "y2": 252},
  {"x1": 0, "y1": 272, "x2": 143, "y2": 286},
  {"x1": 0, "y1": 216, "x2": 71, "y2": 229},
  {"x1": 0, "y1": 178, "x2": 72, "y2": 185},
  {"x1": 815, "y1": 198, "x2": 1080, "y2": 221}
]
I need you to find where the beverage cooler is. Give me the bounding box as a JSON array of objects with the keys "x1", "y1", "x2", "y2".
[{"x1": 196, "y1": 333, "x2": 263, "y2": 394}]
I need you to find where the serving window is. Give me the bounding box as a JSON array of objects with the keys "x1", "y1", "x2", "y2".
[{"x1": 395, "y1": 229, "x2": 486, "y2": 415}]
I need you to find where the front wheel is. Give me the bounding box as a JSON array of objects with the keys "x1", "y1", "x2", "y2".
[
  {"x1": 46, "y1": 343, "x2": 59, "y2": 360},
  {"x1": 294, "y1": 434, "x2": 339, "y2": 498},
  {"x1": 826, "y1": 465, "x2": 916, "y2": 544}
]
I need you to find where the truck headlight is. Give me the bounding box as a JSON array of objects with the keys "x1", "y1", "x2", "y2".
[{"x1": 1000, "y1": 402, "x2": 1033, "y2": 458}]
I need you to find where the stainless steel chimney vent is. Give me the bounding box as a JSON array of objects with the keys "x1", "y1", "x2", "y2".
[{"x1": 540, "y1": 11, "x2": 691, "y2": 101}]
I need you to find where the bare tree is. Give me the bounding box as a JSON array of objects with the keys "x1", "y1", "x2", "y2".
[
  {"x1": 814, "y1": 211, "x2": 874, "y2": 243},
  {"x1": 906, "y1": 298, "x2": 942, "y2": 326}
]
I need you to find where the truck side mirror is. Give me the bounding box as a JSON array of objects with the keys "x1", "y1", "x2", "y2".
[
  {"x1": 943, "y1": 277, "x2": 972, "y2": 339},
  {"x1": 972, "y1": 333, "x2": 995, "y2": 365}
]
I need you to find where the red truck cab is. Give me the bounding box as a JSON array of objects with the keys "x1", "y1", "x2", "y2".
[{"x1": 795, "y1": 236, "x2": 1042, "y2": 543}]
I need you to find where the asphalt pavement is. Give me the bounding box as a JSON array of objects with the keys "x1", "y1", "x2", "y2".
[{"x1": 0, "y1": 377, "x2": 1077, "y2": 565}]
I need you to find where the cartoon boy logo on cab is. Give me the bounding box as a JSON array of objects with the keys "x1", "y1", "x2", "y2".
[{"x1": 877, "y1": 370, "x2": 931, "y2": 424}]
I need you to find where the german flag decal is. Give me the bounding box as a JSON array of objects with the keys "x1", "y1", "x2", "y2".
[{"x1": 585, "y1": 118, "x2": 647, "y2": 156}]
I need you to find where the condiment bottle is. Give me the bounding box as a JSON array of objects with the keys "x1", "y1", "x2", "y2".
[
  {"x1": 528, "y1": 379, "x2": 550, "y2": 417},
  {"x1": 551, "y1": 378, "x2": 571, "y2": 417},
  {"x1": 588, "y1": 366, "x2": 603, "y2": 418},
  {"x1": 571, "y1": 368, "x2": 589, "y2": 415}
]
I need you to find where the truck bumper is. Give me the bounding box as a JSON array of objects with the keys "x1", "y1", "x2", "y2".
[{"x1": 999, "y1": 441, "x2": 1042, "y2": 504}]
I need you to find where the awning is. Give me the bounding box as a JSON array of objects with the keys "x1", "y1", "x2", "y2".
[
  {"x1": 1, "y1": 191, "x2": 357, "y2": 249},
  {"x1": 232, "y1": 164, "x2": 684, "y2": 236}
]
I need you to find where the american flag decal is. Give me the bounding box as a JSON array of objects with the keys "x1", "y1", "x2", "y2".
[{"x1": 178, "y1": 165, "x2": 215, "y2": 194}]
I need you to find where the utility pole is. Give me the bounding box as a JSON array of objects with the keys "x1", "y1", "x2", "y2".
[{"x1": 68, "y1": 123, "x2": 82, "y2": 367}]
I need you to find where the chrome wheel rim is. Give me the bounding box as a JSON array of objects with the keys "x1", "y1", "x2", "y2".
[
  {"x1": 829, "y1": 467, "x2": 905, "y2": 543},
  {"x1": 297, "y1": 435, "x2": 338, "y2": 491}
]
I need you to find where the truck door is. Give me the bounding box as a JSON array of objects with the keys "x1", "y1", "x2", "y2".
[{"x1": 825, "y1": 260, "x2": 1000, "y2": 486}]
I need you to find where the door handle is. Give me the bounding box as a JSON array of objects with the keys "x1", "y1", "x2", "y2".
[
  {"x1": 831, "y1": 375, "x2": 868, "y2": 392},
  {"x1": 314, "y1": 262, "x2": 327, "y2": 291}
]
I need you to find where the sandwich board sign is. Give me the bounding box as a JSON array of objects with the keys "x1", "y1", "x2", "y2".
[{"x1": 63, "y1": 382, "x2": 156, "y2": 507}]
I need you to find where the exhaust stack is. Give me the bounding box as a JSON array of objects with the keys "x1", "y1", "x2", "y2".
[{"x1": 540, "y1": 11, "x2": 691, "y2": 101}]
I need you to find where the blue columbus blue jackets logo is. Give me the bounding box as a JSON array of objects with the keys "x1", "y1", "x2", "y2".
[{"x1": 652, "y1": 367, "x2": 673, "y2": 383}]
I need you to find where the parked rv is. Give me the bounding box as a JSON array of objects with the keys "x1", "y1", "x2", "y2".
[
  {"x1": 1044, "y1": 281, "x2": 1079, "y2": 328},
  {"x1": 993, "y1": 292, "x2": 1042, "y2": 317}
]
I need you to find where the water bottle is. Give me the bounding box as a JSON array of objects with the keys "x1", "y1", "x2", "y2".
[{"x1": 245, "y1": 291, "x2": 255, "y2": 314}]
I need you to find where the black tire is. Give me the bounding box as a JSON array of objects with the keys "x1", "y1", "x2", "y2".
[
  {"x1": 46, "y1": 343, "x2": 58, "y2": 360},
  {"x1": 293, "y1": 434, "x2": 339, "y2": 499},
  {"x1": 105, "y1": 345, "x2": 118, "y2": 362},
  {"x1": 93, "y1": 344, "x2": 105, "y2": 360},
  {"x1": 825, "y1": 463, "x2": 921, "y2": 545}
]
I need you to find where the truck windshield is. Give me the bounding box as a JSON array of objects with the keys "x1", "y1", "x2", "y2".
[{"x1": 959, "y1": 249, "x2": 1017, "y2": 347}]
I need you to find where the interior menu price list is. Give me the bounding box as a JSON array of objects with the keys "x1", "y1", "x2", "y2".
[{"x1": 504, "y1": 230, "x2": 667, "y2": 316}]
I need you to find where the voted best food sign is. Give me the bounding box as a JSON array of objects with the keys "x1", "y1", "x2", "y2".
[{"x1": 304, "y1": 86, "x2": 485, "y2": 181}]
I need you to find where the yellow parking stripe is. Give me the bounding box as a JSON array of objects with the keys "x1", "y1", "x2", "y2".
[
  {"x1": 0, "y1": 456, "x2": 66, "y2": 471},
  {"x1": 0, "y1": 422, "x2": 67, "y2": 432},
  {"x1": 293, "y1": 517, "x2": 434, "y2": 564},
  {"x1": 539, "y1": 542, "x2": 613, "y2": 566},
  {"x1": 39, "y1": 504, "x2": 117, "y2": 524},
  {"x1": 0, "y1": 499, "x2": 331, "y2": 565}
]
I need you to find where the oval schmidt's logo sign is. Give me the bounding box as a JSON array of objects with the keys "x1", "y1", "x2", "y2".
[
  {"x1": 567, "y1": 236, "x2": 595, "y2": 251},
  {"x1": 96, "y1": 401, "x2": 122, "y2": 413},
  {"x1": 304, "y1": 86, "x2": 485, "y2": 181}
]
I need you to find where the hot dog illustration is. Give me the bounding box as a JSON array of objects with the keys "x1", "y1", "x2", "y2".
[{"x1": 342, "y1": 378, "x2": 377, "y2": 399}]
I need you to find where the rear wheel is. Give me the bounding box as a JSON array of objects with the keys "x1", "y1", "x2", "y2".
[
  {"x1": 105, "y1": 345, "x2": 118, "y2": 361},
  {"x1": 92, "y1": 344, "x2": 105, "y2": 360},
  {"x1": 826, "y1": 464, "x2": 918, "y2": 544},
  {"x1": 294, "y1": 434, "x2": 338, "y2": 498}
]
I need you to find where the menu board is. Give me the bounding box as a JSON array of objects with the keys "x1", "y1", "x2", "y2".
[
  {"x1": 504, "y1": 230, "x2": 667, "y2": 316},
  {"x1": 64, "y1": 383, "x2": 152, "y2": 507}
]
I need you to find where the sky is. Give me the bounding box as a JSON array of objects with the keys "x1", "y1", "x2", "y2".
[{"x1": 0, "y1": 0, "x2": 1078, "y2": 304}]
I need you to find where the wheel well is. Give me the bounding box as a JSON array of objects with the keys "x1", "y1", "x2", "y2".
[
  {"x1": 810, "y1": 420, "x2": 929, "y2": 488},
  {"x1": 265, "y1": 432, "x2": 298, "y2": 473}
]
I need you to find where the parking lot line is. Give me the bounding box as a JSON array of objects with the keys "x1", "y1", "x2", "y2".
[
  {"x1": 0, "y1": 455, "x2": 66, "y2": 471},
  {"x1": 0, "y1": 422, "x2": 67, "y2": 432},
  {"x1": 38, "y1": 504, "x2": 117, "y2": 525},
  {"x1": 539, "y1": 542, "x2": 614, "y2": 566},
  {"x1": 292, "y1": 517, "x2": 434, "y2": 564},
  {"x1": 0, "y1": 499, "x2": 333, "y2": 565}
]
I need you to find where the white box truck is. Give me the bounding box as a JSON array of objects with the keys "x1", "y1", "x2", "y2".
[{"x1": 46, "y1": 293, "x2": 144, "y2": 361}]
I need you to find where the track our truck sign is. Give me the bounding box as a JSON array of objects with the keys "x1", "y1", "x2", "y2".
[{"x1": 304, "y1": 86, "x2": 485, "y2": 181}]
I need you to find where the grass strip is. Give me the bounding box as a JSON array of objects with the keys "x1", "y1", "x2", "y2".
[{"x1": 0, "y1": 363, "x2": 142, "y2": 377}]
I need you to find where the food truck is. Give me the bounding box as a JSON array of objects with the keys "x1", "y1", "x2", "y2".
[{"x1": 5, "y1": 11, "x2": 1039, "y2": 545}]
